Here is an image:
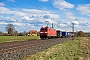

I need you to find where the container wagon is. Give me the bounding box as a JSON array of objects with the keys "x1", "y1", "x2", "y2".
[
  {"x1": 56, "y1": 30, "x2": 62, "y2": 38},
  {"x1": 61, "y1": 31, "x2": 67, "y2": 37},
  {"x1": 67, "y1": 32, "x2": 70, "y2": 37}
]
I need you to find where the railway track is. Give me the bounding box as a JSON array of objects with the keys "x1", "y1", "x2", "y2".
[{"x1": 0, "y1": 37, "x2": 72, "y2": 60}]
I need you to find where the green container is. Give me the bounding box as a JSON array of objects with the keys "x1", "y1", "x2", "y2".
[{"x1": 56, "y1": 30, "x2": 62, "y2": 38}]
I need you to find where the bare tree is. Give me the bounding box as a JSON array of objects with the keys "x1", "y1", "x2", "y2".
[
  {"x1": 22, "y1": 31, "x2": 27, "y2": 36},
  {"x1": 13, "y1": 31, "x2": 18, "y2": 36},
  {"x1": 0, "y1": 31, "x2": 3, "y2": 36},
  {"x1": 5, "y1": 24, "x2": 15, "y2": 36}
]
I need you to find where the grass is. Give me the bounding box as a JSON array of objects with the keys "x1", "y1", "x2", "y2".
[
  {"x1": 23, "y1": 37, "x2": 84, "y2": 60},
  {"x1": 0, "y1": 36, "x2": 40, "y2": 43},
  {"x1": 88, "y1": 37, "x2": 90, "y2": 41},
  {"x1": 81, "y1": 37, "x2": 90, "y2": 59}
]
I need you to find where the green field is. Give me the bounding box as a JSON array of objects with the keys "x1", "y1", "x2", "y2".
[
  {"x1": 0, "y1": 36, "x2": 40, "y2": 43},
  {"x1": 23, "y1": 37, "x2": 90, "y2": 60}
]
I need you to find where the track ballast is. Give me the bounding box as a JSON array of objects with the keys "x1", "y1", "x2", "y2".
[{"x1": 0, "y1": 38, "x2": 72, "y2": 60}]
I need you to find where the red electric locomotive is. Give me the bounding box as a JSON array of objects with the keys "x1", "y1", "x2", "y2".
[{"x1": 40, "y1": 26, "x2": 57, "y2": 39}]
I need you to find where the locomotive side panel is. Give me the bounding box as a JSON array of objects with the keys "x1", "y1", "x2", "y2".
[{"x1": 47, "y1": 27, "x2": 57, "y2": 38}]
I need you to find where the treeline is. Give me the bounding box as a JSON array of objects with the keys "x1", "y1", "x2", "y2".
[
  {"x1": 76, "y1": 31, "x2": 89, "y2": 37},
  {"x1": 0, "y1": 31, "x2": 29, "y2": 36},
  {"x1": 0, "y1": 31, "x2": 40, "y2": 36},
  {"x1": 0, "y1": 24, "x2": 29, "y2": 36},
  {"x1": 0, "y1": 24, "x2": 39, "y2": 36}
]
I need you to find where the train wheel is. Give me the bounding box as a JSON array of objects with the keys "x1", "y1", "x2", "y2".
[{"x1": 41, "y1": 38, "x2": 44, "y2": 40}]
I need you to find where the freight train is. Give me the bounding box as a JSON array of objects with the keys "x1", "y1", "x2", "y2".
[{"x1": 40, "y1": 26, "x2": 73, "y2": 39}]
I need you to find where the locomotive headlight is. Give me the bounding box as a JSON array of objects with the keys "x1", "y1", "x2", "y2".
[
  {"x1": 45, "y1": 32, "x2": 47, "y2": 33},
  {"x1": 40, "y1": 32, "x2": 43, "y2": 33}
]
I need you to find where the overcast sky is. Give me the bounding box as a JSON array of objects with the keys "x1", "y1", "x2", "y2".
[{"x1": 0, "y1": 0, "x2": 90, "y2": 32}]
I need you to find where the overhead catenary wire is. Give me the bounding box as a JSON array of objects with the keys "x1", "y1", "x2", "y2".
[
  {"x1": 0, "y1": 0, "x2": 53, "y2": 27},
  {"x1": 0, "y1": 0, "x2": 43, "y2": 26},
  {"x1": 26, "y1": 0, "x2": 49, "y2": 15},
  {"x1": 0, "y1": 0, "x2": 19, "y2": 8},
  {"x1": 26, "y1": 0, "x2": 53, "y2": 27},
  {"x1": 26, "y1": 0, "x2": 57, "y2": 27},
  {"x1": 0, "y1": 0, "x2": 34, "y2": 18}
]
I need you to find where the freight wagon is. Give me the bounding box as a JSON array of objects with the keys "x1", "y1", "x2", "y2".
[
  {"x1": 40, "y1": 26, "x2": 57, "y2": 39},
  {"x1": 67, "y1": 32, "x2": 70, "y2": 37},
  {"x1": 56, "y1": 30, "x2": 62, "y2": 38},
  {"x1": 67, "y1": 32, "x2": 73, "y2": 37},
  {"x1": 61, "y1": 31, "x2": 67, "y2": 37}
]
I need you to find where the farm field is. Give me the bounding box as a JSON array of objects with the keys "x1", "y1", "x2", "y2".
[
  {"x1": 23, "y1": 37, "x2": 90, "y2": 60},
  {"x1": 0, "y1": 36, "x2": 40, "y2": 43}
]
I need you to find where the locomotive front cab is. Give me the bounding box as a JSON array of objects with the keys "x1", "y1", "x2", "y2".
[{"x1": 40, "y1": 27, "x2": 48, "y2": 39}]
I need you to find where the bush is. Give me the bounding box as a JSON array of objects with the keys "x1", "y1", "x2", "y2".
[{"x1": 77, "y1": 31, "x2": 88, "y2": 37}]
